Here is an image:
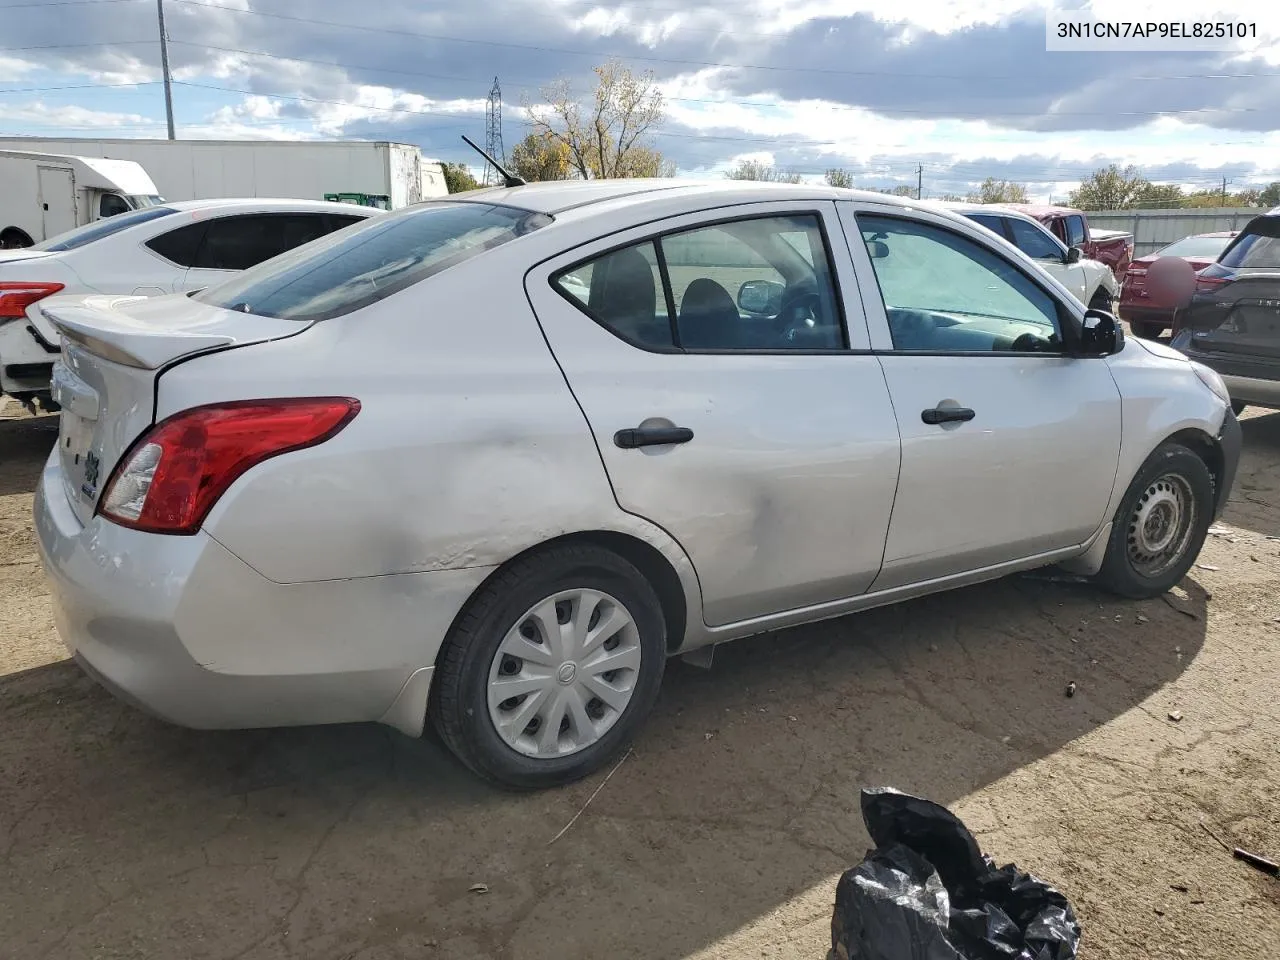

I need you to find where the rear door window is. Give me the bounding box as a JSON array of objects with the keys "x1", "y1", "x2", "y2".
[
  {"x1": 196, "y1": 201, "x2": 550, "y2": 321},
  {"x1": 192, "y1": 213, "x2": 333, "y2": 271},
  {"x1": 146, "y1": 221, "x2": 207, "y2": 267},
  {"x1": 965, "y1": 214, "x2": 1009, "y2": 239}
]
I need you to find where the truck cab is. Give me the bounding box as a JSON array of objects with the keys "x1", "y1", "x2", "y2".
[{"x1": 0, "y1": 150, "x2": 162, "y2": 249}]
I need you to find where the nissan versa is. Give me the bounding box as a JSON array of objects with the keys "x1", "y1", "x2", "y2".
[{"x1": 35, "y1": 180, "x2": 1241, "y2": 789}]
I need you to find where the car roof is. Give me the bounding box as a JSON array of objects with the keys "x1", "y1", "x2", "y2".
[
  {"x1": 161, "y1": 198, "x2": 385, "y2": 215},
  {"x1": 998, "y1": 202, "x2": 1081, "y2": 217},
  {"x1": 442, "y1": 178, "x2": 928, "y2": 216},
  {"x1": 926, "y1": 200, "x2": 1049, "y2": 226}
]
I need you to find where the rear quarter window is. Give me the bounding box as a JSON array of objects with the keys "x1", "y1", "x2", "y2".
[
  {"x1": 195, "y1": 202, "x2": 550, "y2": 321},
  {"x1": 1219, "y1": 217, "x2": 1280, "y2": 269}
]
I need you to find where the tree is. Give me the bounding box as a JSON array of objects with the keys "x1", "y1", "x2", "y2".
[
  {"x1": 441, "y1": 162, "x2": 480, "y2": 193},
  {"x1": 1259, "y1": 182, "x2": 1280, "y2": 207},
  {"x1": 508, "y1": 131, "x2": 572, "y2": 182},
  {"x1": 526, "y1": 60, "x2": 674, "y2": 179},
  {"x1": 825, "y1": 168, "x2": 854, "y2": 188},
  {"x1": 726, "y1": 159, "x2": 802, "y2": 183},
  {"x1": 965, "y1": 177, "x2": 1029, "y2": 204},
  {"x1": 1067, "y1": 164, "x2": 1149, "y2": 210},
  {"x1": 882, "y1": 185, "x2": 916, "y2": 197},
  {"x1": 1132, "y1": 182, "x2": 1183, "y2": 207}
]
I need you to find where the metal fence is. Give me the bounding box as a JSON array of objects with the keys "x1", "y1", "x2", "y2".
[{"x1": 1084, "y1": 207, "x2": 1263, "y2": 258}]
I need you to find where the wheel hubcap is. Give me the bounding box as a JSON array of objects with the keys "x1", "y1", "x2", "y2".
[
  {"x1": 486, "y1": 588, "x2": 641, "y2": 759},
  {"x1": 1127, "y1": 474, "x2": 1196, "y2": 578}
]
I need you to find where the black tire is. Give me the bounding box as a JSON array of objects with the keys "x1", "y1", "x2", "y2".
[
  {"x1": 0, "y1": 228, "x2": 34, "y2": 250},
  {"x1": 1089, "y1": 291, "x2": 1114, "y2": 313},
  {"x1": 1231, "y1": 399, "x2": 1247, "y2": 416},
  {"x1": 431, "y1": 543, "x2": 667, "y2": 790},
  {"x1": 1094, "y1": 443, "x2": 1213, "y2": 599},
  {"x1": 1128, "y1": 320, "x2": 1162, "y2": 339}
]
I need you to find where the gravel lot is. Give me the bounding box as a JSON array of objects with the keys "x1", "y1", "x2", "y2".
[{"x1": 2, "y1": 398, "x2": 1278, "y2": 960}]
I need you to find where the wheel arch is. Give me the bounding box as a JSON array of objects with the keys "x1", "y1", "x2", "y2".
[
  {"x1": 1161, "y1": 426, "x2": 1226, "y2": 506},
  {"x1": 437, "y1": 530, "x2": 696, "y2": 663}
]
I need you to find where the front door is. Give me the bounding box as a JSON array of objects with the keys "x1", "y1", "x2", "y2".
[
  {"x1": 841, "y1": 204, "x2": 1123, "y2": 591},
  {"x1": 37, "y1": 166, "x2": 76, "y2": 241},
  {"x1": 525, "y1": 201, "x2": 902, "y2": 627}
]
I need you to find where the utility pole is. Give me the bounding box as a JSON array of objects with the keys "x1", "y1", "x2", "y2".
[
  {"x1": 156, "y1": 0, "x2": 175, "y2": 139},
  {"x1": 917, "y1": 163, "x2": 923, "y2": 200},
  {"x1": 1221, "y1": 176, "x2": 1228, "y2": 206}
]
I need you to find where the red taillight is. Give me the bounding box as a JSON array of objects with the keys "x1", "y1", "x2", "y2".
[
  {"x1": 98, "y1": 397, "x2": 360, "y2": 535},
  {"x1": 1195, "y1": 275, "x2": 1230, "y2": 294},
  {"x1": 0, "y1": 281, "x2": 64, "y2": 320}
]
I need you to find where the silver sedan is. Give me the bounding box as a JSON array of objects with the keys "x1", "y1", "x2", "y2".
[{"x1": 34, "y1": 179, "x2": 1241, "y2": 789}]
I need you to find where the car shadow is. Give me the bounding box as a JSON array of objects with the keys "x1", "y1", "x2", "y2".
[
  {"x1": 1223, "y1": 409, "x2": 1280, "y2": 540},
  {"x1": 2, "y1": 572, "x2": 1209, "y2": 959}
]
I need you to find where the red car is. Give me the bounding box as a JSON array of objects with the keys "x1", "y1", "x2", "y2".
[
  {"x1": 1001, "y1": 204, "x2": 1134, "y2": 283},
  {"x1": 1118, "y1": 231, "x2": 1238, "y2": 339}
]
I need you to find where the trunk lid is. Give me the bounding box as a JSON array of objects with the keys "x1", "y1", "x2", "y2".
[
  {"x1": 41, "y1": 292, "x2": 314, "y2": 526},
  {"x1": 0, "y1": 249, "x2": 56, "y2": 265},
  {"x1": 1183, "y1": 270, "x2": 1280, "y2": 362}
]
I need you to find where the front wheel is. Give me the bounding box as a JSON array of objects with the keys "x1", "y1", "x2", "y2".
[
  {"x1": 431, "y1": 543, "x2": 667, "y2": 790},
  {"x1": 1094, "y1": 443, "x2": 1213, "y2": 599}
]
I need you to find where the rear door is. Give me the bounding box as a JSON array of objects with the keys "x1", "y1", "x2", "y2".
[
  {"x1": 37, "y1": 166, "x2": 76, "y2": 240},
  {"x1": 525, "y1": 201, "x2": 902, "y2": 627},
  {"x1": 841, "y1": 202, "x2": 1121, "y2": 590}
]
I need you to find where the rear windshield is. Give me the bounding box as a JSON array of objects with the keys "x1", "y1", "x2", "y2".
[
  {"x1": 195, "y1": 201, "x2": 552, "y2": 322},
  {"x1": 1157, "y1": 235, "x2": 1234, "y2": 259},
  {"x1": 34, "y1": 206, "x2": 178, "y2": 252},
  {"x1": 1218, "y1": 217, "x2": 1280, "y2": 269}
]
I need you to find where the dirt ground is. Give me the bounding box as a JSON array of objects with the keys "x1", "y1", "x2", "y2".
[{"x1": 2, "y1": 396, "x2": 1278, "y2": 960}]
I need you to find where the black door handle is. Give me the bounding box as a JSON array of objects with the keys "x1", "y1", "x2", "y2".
[
  {"x1": 613, "y1": 425, "x2": 694, "y2": 449},
  {"x1": 921, "y1": 406, "x2": 975, "y2": 425}
]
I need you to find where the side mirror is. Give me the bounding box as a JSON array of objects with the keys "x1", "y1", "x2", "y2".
[
  {"x1": 866, "y1": 240, "x2": 890, "y2": 260},
  {"x1": 737, "y1": 278, "x2": 784, "y2": 314},
  {"x1": 1078, "y1": 308, "x2": 1123, "y2": 356},
  {"x1": 1066, "y1": 245, "x2": 1083, "y2": 264}
]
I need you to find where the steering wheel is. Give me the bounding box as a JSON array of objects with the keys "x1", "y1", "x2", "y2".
[
  {"x1": 774, "y1": 286, "x2": 823, "y2": 344},
  {"x1": 1010, "y1": 331, "x2": 1053, "y2": 353}
]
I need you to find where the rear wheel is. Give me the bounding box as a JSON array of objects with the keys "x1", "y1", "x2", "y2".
[
  {"x1": 1094, "y1": 443, "x2": 1213, "y2": 599},
  {"x1": 431, "y1": 544, "x2": 667, "y2": 790},
  {"x1": 0, "y1": 227, "x2": 33, "y2": 250},
  {"x1": 1128, "y1": 320, "x2": 1162, "y2": 339},
  {"x1": 1089, "y1": 290, "x2": 1114, "y2": 314}
]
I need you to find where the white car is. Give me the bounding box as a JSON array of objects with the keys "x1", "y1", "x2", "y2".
[
  {"x1": 936, "y1": 201, "x2": 1119, "y2": 312},
  {"x1": 35, "y1": 180, "x2": 1240, "y2": 790},
  {"x1": 0, "y1": 198, "x2": 383, "y2": 408}
]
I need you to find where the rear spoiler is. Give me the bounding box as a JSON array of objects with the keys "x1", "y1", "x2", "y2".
[{"x1": 39, "y1": 295, "x2": 238, "y2": 370}]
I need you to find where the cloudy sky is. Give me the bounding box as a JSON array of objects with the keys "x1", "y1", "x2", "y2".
[{"x1": 3, "y1": 0, "x2": 1280, "y2": 199}]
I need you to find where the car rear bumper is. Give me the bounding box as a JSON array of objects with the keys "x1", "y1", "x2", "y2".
[
  {"x1": 34, "y1": 448, "x2": 491, "y2": 736},
  {"x1": 1117, "y1": 303, "x2": 1172, "y2": 327}
]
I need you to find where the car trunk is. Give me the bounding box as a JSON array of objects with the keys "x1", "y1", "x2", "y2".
[
  {"x1": 1182, "y1": 271, "x2": 1280, "y2": 362},
  {"x1": 40, "y1": 292, "x2": 314, "y2": 526},
  {"x1": 1124, "y1": 256, "x2": 1217, "y2": 304}
]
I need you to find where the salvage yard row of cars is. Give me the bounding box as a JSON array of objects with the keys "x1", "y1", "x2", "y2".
[{"x1": 8, "y1": 178, "x2": 1277, "y2": 790}]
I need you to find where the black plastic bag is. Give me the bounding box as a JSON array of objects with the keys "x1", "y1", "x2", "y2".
[{"x1": 829, "y1": 788, "x2": 1080, "y2": 960}]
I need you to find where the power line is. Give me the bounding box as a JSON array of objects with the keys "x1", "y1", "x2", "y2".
[
  {"x1": 0, "y1": 0, "x2": 144, "y2": 7},
  {"x1": 0, "y1": 80, "x2": 162, "y2": 93},
  {"x1": 0, "y1": 39, "x2": 157, "y2": 51}
]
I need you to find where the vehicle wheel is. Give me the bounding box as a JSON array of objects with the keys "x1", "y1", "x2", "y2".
[
  {"x1": 431, "y1": 543, "x2": 667, "y2": 790},
  {"x1": 1089, "y1": 291, "x2": 1114, "y2": 314},
  {"x1": 1094, "y1": 443, "x2": 1213, "y2": 599},
  {"x1": 1231, "y1": 400, "x2": 1247, "y2": 416},
  {"x1": 1128, "y1": 320, "x2": 1161, "y2": 339}
]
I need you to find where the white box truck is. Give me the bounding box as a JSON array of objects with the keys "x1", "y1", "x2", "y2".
[
  {"x1": 0, "y1": 138, "x2": 448, "y2": 213},
  {"x1": 0, "y1": 149, "x2": 162, "y2": 248}
]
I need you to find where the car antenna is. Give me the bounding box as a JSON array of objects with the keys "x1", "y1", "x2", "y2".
[{"x1": 460, "y1": 134, "x2": 525, "y2": 188}]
